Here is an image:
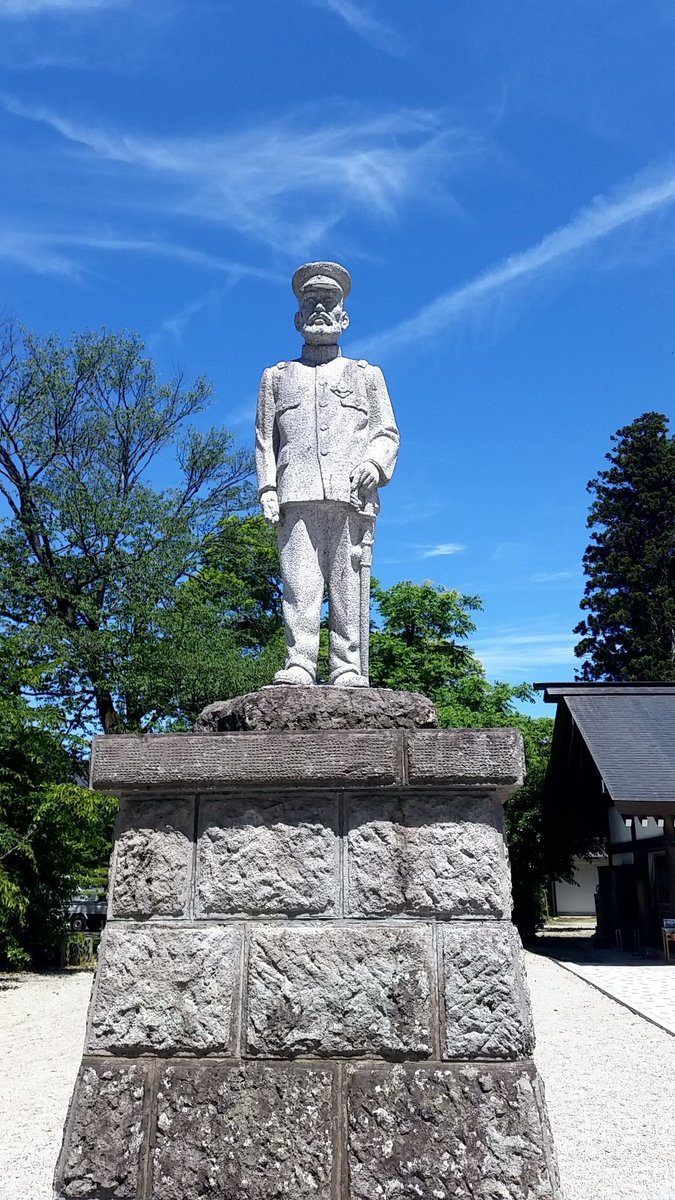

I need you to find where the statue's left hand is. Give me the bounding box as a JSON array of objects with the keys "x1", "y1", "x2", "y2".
[
  {"x1": 260, "y1": 489, "x2": 280, "y2": 525},
  {"x1": 350, "y1": 461, "x2": 379, "y2": 495}
]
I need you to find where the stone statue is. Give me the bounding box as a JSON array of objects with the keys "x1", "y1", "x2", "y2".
[{"x1": 256, "y1": 262, "x2": 400, "y2": 687}]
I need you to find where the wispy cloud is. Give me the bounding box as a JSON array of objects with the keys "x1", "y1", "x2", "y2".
[
  {"x1": 303, "y1": 0, "x2": 405, "y2": 56},
  {"x1": 472, "y1": 629, "x2": 578, "y2": 676},
  {"x1": 417, "y1": 542, "x2": 466, "y2": 558},
  {"x1": 492, "y1": 541, "x2": 527, "y2": 565},
  {"x1": 3, "y1": 96, "x2": 469, "y2": 254},
  {"x1": 357, "y1": 162, "x2": 675, "y2": 357},
  {"x1": 155, "y1": 289, "x2": 229, "y2": 345},
  {"x1": 0, "y1": 0, "x2": 125, "y2": 15},
  {"x1": 0, "y1": 226, "x2": 286, "y2": 281},
  {"x1": 0, "y1": 229, "x2": 83, "y2": 277},
  {"x1": 386, "y1": 498, "x2": 447, "y2": 527},
  {"x1": 529, "y1": 569, "x2": 577, "y2": 585},
  {"x1": 225, "y1": 398, "x2": 257, "y2": 428}
]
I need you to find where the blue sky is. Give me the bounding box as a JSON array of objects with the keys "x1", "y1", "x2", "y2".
[{"x1": 1, "y1": 0, "x2": 674, "y2": 712}]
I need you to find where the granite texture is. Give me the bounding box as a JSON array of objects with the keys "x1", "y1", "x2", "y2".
[
  {"x1": 441, "y1": 922, "x2": 535, "y2": 1060},
  {"x1": 91, "y1": 730, "x2": 399, "y2": 791},
  {"x1": 54, "y1": 1060, "x2": 147, "y2": 1200},
  {"x1": 346, "y1": 792, "x2": 512, "y2": 918},
  {"x1": 87, "y1": 924, "x2": 241, "y2": 1055},
  {"x1": 196, "y1": 793, "x2": 339, "y2": 917},
  {"x1": 196, "y1": 686, "x2": 438, "y2": 732},
  {"x1": 57, "y1": 718, "x2": 561, "y2": 1200},
  {"x1": 111, "y1": 797, "x2": 193, "y2": 919},
  {"x1": 152, "y1": 1062, "x2": 335, "y2": 1200},
  {"x1": 347, "y1": 1062, "x2": 561, "y2": 1199},
  {"x1": 92, "y1": 727, "x2": 526, "y2": 796},
  {"x1": 256, "y1": 262, "x2": 400, "y2": 684},
  {"x1": 247, "y1": 923, "x2": 434, "y2": 1059},
  {"x1": 408, "y1": 726, "x2": 525, "y2": 790}
]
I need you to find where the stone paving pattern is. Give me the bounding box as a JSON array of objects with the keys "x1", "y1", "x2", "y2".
[{"x1": 550, "y1": 952, "x2": 675, "y2": 1036}]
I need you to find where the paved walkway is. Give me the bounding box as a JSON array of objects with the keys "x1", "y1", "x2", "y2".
[{"x1": 534, "y1": 934, "x2": 675, "y2": 1036}]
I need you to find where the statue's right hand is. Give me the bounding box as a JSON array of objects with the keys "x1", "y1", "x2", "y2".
[{"x1": 260, "y1": 490, "x2": 280, "y2": 525}]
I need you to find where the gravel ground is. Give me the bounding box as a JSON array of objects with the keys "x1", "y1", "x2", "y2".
[
  {"x1": 0, "y1": 970, "x2": 93, "y2": 1200},
  {"x1": 528, "y1": 950, "x2": 675, "y2": 1200},
  {"x1": 1, "y1": 954, "x2": 675, "y2": 1200}
]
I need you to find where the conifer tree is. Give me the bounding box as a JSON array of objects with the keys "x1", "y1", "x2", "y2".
[{"x1": 573, "y1": 412, "x2": 675, "y2": 680}]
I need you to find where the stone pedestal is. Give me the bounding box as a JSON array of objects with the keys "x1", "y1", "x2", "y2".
[{"x1": 55, "y1": 693, "x2": 560, "y2": 1199}]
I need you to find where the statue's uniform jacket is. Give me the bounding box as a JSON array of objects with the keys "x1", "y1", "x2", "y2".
[
  {"x1": 255, "y1": 354, "x2": 399, "y2": 681},
  {"x1": 255, "y1": 356, "x2": 399, "y2": 513}
]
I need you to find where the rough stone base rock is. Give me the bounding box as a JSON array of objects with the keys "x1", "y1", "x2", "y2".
[
  {"x1": 56, "y1": 1059, "x2": 560, "y2": 1200},
  {"x1": 55, "y1": 1061, "x2": 147, "y2": 1200},
  {"x1": 86, "y1": 924, "x2": 242, "y2": 1056},
  {"x1": 195, "y1": 684, "x2": 438, "y2": 732},
  {"x1": 246, "y1": 923, "x2": 434, "y2": 1058},
  {"x1": 153, "y1": 1062, "x2": 335, "y2": 1200},
  {"x1": 347, "y1": 1062, "x2": 560, "y2": 1199}
]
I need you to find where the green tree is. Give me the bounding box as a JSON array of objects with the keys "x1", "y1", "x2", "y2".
[
  {"x1": 135, "y1": 513, "x2": 285, "y2": 727},
  {"x1": 199, "y1": 514, "x2": 284, "y2": 652},
  {"x1": 0, "y1": 323, "x2": 255, "y2": 733},
  {"x1": 574, "y1": 412, "x2": 675, "y2": 680},
  {"x1": 369, "y1": 581, "x2": 483, "y2": 695},
  {"x1": 0, "y1": 671, "x2": 116, "y2": 967},
  {"x1": 500, "y1": 716, "x2": 554, "y2": 940}
]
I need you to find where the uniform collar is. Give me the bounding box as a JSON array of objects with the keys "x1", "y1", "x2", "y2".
[{"x1": 300, "y1": 344, "x2": 342, "y2": 366}]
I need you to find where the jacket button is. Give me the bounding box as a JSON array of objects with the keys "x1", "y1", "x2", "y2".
[
  {"x1": 320, "y1": 423, "x2": 328, "y2": 431},
  {"x1": 319, "y1": 399, "x2": 328, "y2": 408},
  {"x1": 320, "y1": 447, "x2": 329, "y2": 456}
]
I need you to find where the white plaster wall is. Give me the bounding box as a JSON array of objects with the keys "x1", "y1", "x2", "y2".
[{"x1": 554, "y1": 858, "x2": 608, "y2": 915}]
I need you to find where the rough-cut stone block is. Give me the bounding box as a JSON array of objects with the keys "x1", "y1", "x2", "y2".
[
  {"x1": 247, "y1": 923, "x2": 434, "y2": 1058},
  {"x1": 197, "y1": 793, "x2": 339, "y2": 917},
  {"x1": 152, "y1": 1062, "x2": 335, "y2": 1200},
  {"x1": 91, "y1": 730, "x2": 400, "y2": 791},
  {"x1": 87, "y1": 924, "x2": 241, "y2": 1055},
  {"x1": 195, "y1": 685, "x2": 438, "y2": 731},
  {"x1": 111, "y1": 797, "x2": 194, "y2": 919},
  {"x1": 346, "y1": 792, "x2": 512, "y2": 918},
  {"x1": 441, "y1": 922, "x2": 534, "y2": 1059},
  {"x1": 347, "y1": 1062, "x2": 560, "y2": 1199},
  {"x1": 54, "y1": 1060, "x2": 147, "y2": 1200},
  {"x1": 408, "y1": 727, "x2": 525, "y2": 794}
]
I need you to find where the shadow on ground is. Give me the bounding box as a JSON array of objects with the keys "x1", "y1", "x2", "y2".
[{"x1": 530, "y1": 929, "x2": 669, "y2": 968}]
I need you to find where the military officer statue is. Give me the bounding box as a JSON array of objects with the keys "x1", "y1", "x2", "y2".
[{"x1": 256, "y1": 262, "x2": 400, "y2": 686}]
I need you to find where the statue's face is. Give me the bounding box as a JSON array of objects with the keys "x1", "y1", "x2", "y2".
[{"x1": 294, "y1": 288, "x2": 350, "y2": 344}]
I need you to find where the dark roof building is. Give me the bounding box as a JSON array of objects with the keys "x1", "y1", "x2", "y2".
[{"x1": 536, "y1": 682, "x2": 675, "y2": 947}]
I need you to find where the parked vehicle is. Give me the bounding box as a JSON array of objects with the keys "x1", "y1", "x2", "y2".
[{"x1": 67, "y1": 895, "x2": 107, "y2": 933}]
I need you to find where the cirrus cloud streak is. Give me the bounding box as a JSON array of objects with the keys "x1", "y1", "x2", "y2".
[
  {"x1": 3, "y1": 95, "x2": 470, "y2": 255},
  {"x1": 0, "y1": 0, "x2": 126, "y2": 15},
  {"x1": 357, "y1": 163, "x2": 675, "y2": 357},
  {"x1": 302, "y1": 0, "x2": 405, "y2": 56}
]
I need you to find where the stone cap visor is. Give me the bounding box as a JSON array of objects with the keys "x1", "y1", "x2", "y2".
[{"x1": 90, "y1": 727, "x2": 525, "y2": 797}]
